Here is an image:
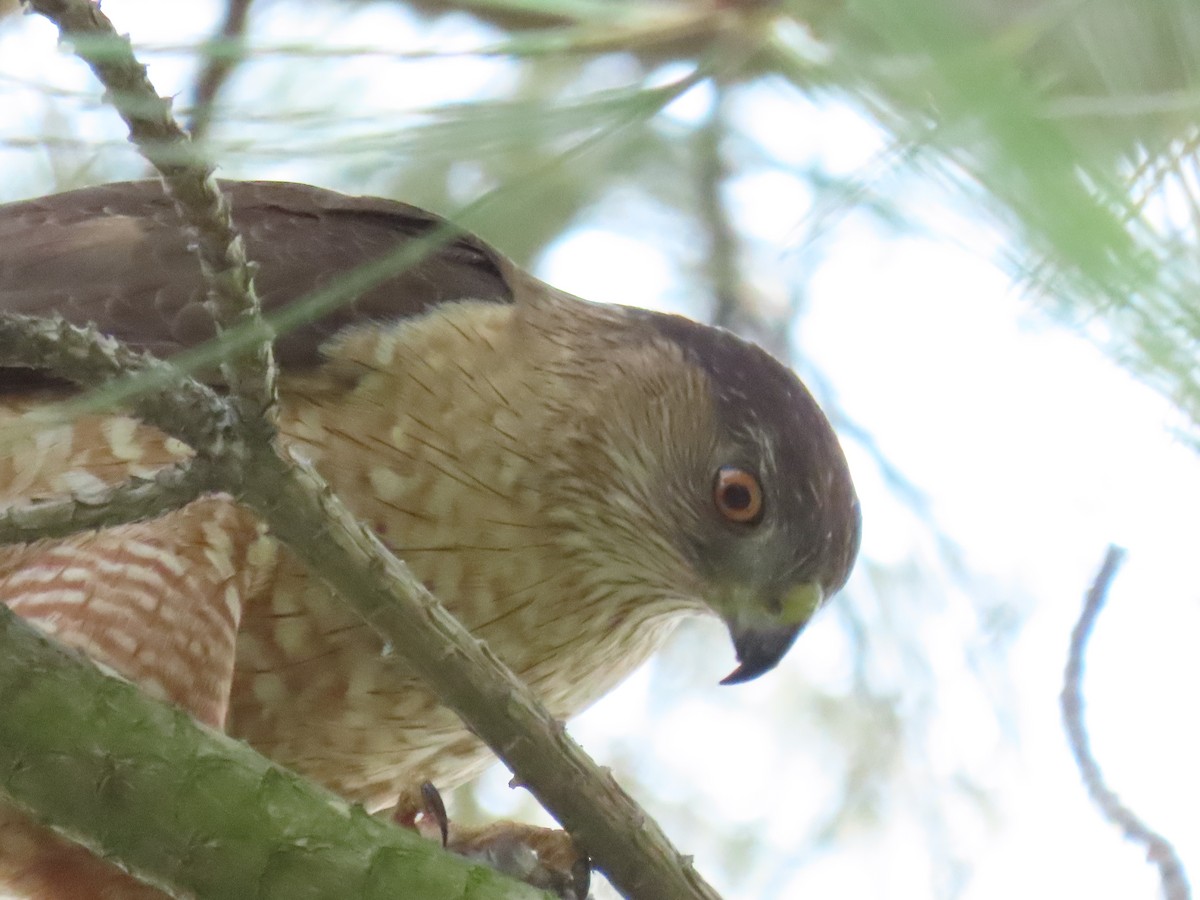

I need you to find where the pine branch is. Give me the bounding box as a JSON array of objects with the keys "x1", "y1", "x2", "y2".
[
  {"x1": 28, "y1": 0, "x2": 278, "y2": 415},
  {"x1": 0, "y1": 459, "x2": 211, "y2": 544},
  {"x1": 0, "y1": 602, "x2": 548, "y2": 900}
]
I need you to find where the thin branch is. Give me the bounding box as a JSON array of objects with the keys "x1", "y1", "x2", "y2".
[
  {"x1": 0, "y1": 460, "x2": 212, "y2": 544},
  {"x1": 188, "y1": 0, "x2": 254, "y2": 144},
  {"x1": 29, "y1": 0, "x2": 277, "y2": 416},
  {"x1": 0, "y1": 314, "x2": 239, "y2": 457},
  {"x1": 243, "y1": 455, "x2": 720, "y2": 899},
  {"x1": 1061, "y1": 545, "x2": 1191, "y2": 900}
]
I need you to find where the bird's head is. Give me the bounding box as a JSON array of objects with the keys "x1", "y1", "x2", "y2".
[{"x1": 536, "y1": 299, "x2": 861, "y2": 685}]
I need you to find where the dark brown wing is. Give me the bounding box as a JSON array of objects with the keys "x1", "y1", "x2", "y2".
[{"x1": 0, "y1": 180, "x2": 516, "y2": 389}]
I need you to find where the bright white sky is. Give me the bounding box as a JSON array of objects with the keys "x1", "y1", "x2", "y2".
[{"x1": 1, "y1": 3, "x2": 1198, "y2": 899}]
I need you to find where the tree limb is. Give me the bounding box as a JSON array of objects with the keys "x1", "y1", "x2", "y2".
[
  {"x1": 28, "y1": 0, "x2": 278, "y2": 415},
  {"x1": 695, "y1": 85, "x2": 741, "y2": 331},
  {"x1": 0, "y1": 602, "x2": 548, "y2": 900}
]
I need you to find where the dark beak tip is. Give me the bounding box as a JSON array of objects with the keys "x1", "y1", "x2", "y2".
[
  {"x1": 719, "y1": 663, "x2": 763, "y2": 686},
  {"x1": 719, "y1": 623, "x2": 803, "y2": 686}
]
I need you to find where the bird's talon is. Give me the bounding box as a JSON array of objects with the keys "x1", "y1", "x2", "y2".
[
  {"x1": 394, "y1": 793, "x2": 590, "y2": 900},
  {"x1": 570, "y1": 855, "x2": 592, "y2": 900},
  {"x1": 419, "y1": 781, "x2": 449, "y2": 848}
]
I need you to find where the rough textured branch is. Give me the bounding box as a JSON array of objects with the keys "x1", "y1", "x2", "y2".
[
  {"x1": 0, "y1": 314, "x2": 239, "y2": 458},
  {"x1": 0, "y1": 460, "x2": 211, "y2": 545},
  {"x1": 239, "y1": 451, "x2": 724, "y2": 900},
  {"x1": 0, "y1": 603, "x2": 548, "y2": 900},
  {"x1": 0, "y1": 311, "x2": 237, "y2": 542},
  {"x1": 29, "y1": 0, "x2": 277, "y2": 412},
  {"x1": 1061, "y1": 545, "x2": 1192, "y2": 900}
]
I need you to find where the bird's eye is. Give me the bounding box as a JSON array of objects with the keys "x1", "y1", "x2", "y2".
[{"x1": 713, "y1": 466, "x2": 763, "y2": 525}]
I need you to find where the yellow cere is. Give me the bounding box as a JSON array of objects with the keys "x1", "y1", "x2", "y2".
[{"x1": 780, "y1": 582, "x2": 823, "y2": 627}]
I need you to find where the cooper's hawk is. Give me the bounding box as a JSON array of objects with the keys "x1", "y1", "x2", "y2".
[{"x1": 0, "y1": 180, "x2": 860, "y2": 898}]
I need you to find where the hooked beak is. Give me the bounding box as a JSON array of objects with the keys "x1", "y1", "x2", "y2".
[
  {"x1": 720, "y1": 624, "x2": 802, "y2": 684},
  {"x1": 719, "y1": 582, "x2": 823, "y2": 685}
]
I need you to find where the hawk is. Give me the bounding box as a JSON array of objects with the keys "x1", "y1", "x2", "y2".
[{"x1": 0, "y1": 181, "x2": 860, "y2": 897}]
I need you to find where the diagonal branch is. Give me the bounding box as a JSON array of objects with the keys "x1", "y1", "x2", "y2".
[
  {"x1": 29, "y1": 0, "x2": 277, "y2": 415},
  {"x1": 0, "y1": 601, "x2": 547, "y2": 900}
]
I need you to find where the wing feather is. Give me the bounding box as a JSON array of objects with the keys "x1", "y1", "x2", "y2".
[{"x1": 0, "y1": 180, "x2": 516, "y2": 389}]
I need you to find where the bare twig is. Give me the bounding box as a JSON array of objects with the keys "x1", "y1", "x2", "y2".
[
  {"x1": 1061, "y1": 545, "x2": 1191, "y2": 900},
  {"x1": 188, "y1": 0, "x2": 254, "y2": 144},
  {"x1": 0, "y1": 315, "x2": 238, "y2": 454}
]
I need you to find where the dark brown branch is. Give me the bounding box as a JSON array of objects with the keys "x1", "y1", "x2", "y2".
[
  {"x1": 188, "y1": 0, "x2": 254, "y2": 144},
  {"x1": 1061, "y1": 545, "x2": 1191, "y2": 900}
]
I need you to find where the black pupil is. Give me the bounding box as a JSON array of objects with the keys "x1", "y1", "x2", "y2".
[{"x1": 722, "y1": 483, "x2": 752, "y2": 511}]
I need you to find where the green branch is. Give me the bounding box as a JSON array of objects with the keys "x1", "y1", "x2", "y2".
[{"x1": 0, "y1": 603, "x2": 548, "y2": 900}]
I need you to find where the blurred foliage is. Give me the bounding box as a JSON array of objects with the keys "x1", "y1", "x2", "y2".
[
  {"x1": 1, "y1": 0, "x2": 1196, "y2": 896},
  {"x1": 828, "y1": 0, "x2": 1200, "y2": 448}
]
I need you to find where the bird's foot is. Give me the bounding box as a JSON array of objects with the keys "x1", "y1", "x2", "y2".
[{"x1": 395, "y1": 782, "x2": 591, "y2": 900}]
